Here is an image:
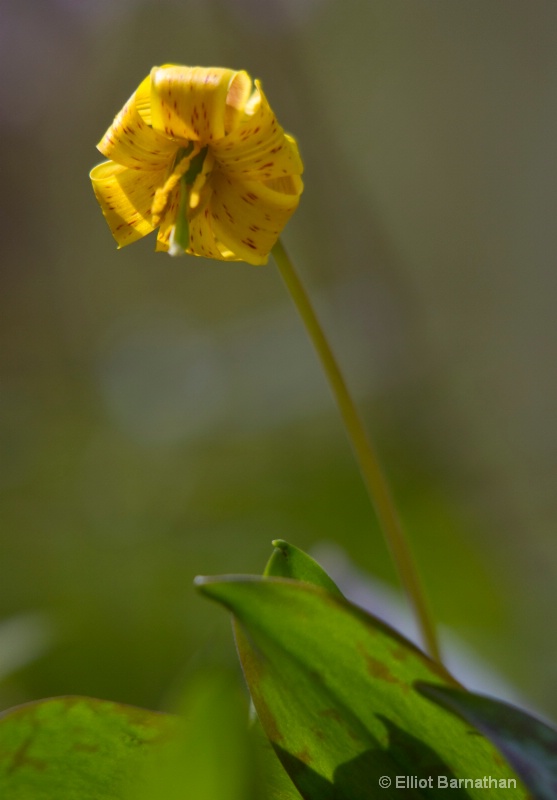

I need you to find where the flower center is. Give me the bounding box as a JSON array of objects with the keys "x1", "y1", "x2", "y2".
[
  {"x1": 151, "y1": 144, "x2": 199, "y2": 226},
  {"x1": 151, "y1": 144, "x2": 214, "y2": 256}
]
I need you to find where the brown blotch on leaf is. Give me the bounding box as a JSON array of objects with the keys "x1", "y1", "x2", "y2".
[
  {"x1": 6, "y1": 735, "x2": 47, "y2": 776},
  {"x1": 360, "y1": 646, "x2": 408, "y2": 692},
  {"x1": 293, "y1": 746, "x2": 313, "y2": 765},
  {"x1": 319, "y1": 707, "x2": 343, "y2": 723},
  {"x1": 390, "y1": 645, "x2": 410, "y2": 663}
]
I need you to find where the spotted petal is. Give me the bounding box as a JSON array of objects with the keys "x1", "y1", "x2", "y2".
[
  {"x1": 97, "y1": 76, "x2": 177, "y2": 171},
  {"x1": 188, "y1": 209, "x2": 239, "y2": 261},
  {"x1": 155, "y1": 186, "x2": 237, "y2": 261},
  {"x1": 150, "y1": 66, "x2": 252, "y2": 144},
  {"x1": 212, "y1": 82, "x2": 303, "y2": 182},
  {"x1": 90, "y1": 160, "x2": 164, "y2": 247},
  {"x1": 207, "y1": 170, "x2": 303, "y2": 265}
]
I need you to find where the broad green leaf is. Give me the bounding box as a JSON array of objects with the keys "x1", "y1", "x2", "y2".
[
  {"x1": 0, "y1": 696, "x2": 177, "y2": 799},
  {"x1": 196, "y1": 576, "x2": 526, "y2": 799},
  {"x1": 417, "y1": 683, "x2": 557, "y2": 800},
  {"x1": 0, "y1": 674, "x2": 263, "y2": 800},
  {"x1": 264, "y1": 540, "x2": 344, "y2": 598}
]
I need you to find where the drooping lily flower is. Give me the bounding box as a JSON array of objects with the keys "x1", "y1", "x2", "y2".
[{"x1": 90, "y1": 65, "x2": 303, "y2": 265}]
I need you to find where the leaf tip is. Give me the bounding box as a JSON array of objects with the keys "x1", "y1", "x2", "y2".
[{"x1": 193, "y1": 575, "x2": 218, "y2": 595}]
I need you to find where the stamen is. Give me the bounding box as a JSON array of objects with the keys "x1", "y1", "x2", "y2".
[
  {"x1": 189, "y1": 150, "x2": 214, "y2": 210},
  {"x1": 151, "y1": 143, "x2": 201, "y2": 226}
]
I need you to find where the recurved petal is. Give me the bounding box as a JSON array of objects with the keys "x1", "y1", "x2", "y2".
[
  {"x1": 207, "y1": 169, "x2": 303, "y2": 265},
  {"x1": 150, "y1": 66, "x2": 251, "y2": 144},
  {"x1": 97, "y1": 76, "x2": 177, "y2": 170},
  {"x1": 211, "y1": 82, "x2": 303, "y2": 182},
  {"x1": 155, "y1": 199, "x2": 240, "y2": 261},
  {"x1": 189, "y1": 208, "x2": 240, "y2": 261},
  {"x1": 224, "y1": 71, "x2": 253, "y2": 134},
  {"x1": 90, "y1": 160, "x2": 164, "y2": 247}
]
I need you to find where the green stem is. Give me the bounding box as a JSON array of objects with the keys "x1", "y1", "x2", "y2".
[{"x1": 272, "y1": 238, "x2": 441, "y2": 663}]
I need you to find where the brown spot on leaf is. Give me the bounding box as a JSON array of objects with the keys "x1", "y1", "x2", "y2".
[
  {"x1": 360, "y1": 645, "x2": 408, "y2": 692},
  {"x1": 365, "y1": 655, "x2": 399, "y2": 683},
  {"x1": 6, "y1": 735, "x2": 47, "y2": 775},
  {"x1": 293, "y1": 746, "x2": 313, "y2": 765},
  {"x1": 319, "y1": 707, "x2": 343, "y2": 723},
  {"x1": 390, "y1": 645, "x2": 410, "y2": 663}
]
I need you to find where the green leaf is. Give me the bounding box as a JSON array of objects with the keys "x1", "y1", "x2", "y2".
[
  {"x1": 196, "y1": 576, "x2": 526, "y2": 799},
  {"x1": 254, "y1": 720, "x2": 305, "y2": 800},
  {"x1": 0, "y1": 673, "x2": 262, "y2": 800},
  {"x1": 264, "y1": 540, "x2": 344, "y2": 598},
  {"x1": 261, "y1": 540, "x2": 339, "y2": 797},
  {"x1": 417, "y1": 683, "x2": 557, "y2": 800},
  {"x1": 0, "y1": 696, "x2": 177, "y2": 799}
]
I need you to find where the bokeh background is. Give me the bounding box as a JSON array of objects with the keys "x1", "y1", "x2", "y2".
[{"x1": 1, "y1": 0, "x2": 557, "y2": 719}]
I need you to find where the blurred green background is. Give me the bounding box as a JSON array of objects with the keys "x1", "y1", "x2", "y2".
[{"x1": 1, "y1": 0, "x2": 556, "y2": 718}]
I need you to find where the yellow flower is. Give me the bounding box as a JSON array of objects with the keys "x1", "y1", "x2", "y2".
[{"x1": 90, "y1": 65, "x2": 303, "y2": 266}]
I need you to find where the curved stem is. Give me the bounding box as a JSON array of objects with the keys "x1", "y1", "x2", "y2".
[{"x1": 272, "y1": 239, "x2": 441, "y2": 663}]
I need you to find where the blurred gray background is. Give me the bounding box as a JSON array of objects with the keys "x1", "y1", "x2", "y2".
[{"x1": 1, "y1": 0, "x2": 556, "y2": 717}]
